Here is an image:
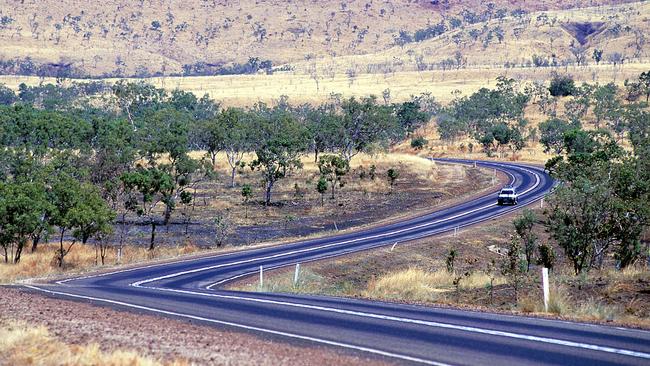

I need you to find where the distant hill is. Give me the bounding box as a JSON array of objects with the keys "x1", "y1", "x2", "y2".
[{"x1": 0, "y1": 0, "x2": 644, "y2": 78}]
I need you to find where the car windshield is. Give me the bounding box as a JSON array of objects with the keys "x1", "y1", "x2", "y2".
[{"x1": 501, "y1": 189, "x2": 514, "y2": 194}]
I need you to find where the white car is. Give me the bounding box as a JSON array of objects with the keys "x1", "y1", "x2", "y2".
[{"x1": 497, "y1": 187, "x2": 518, "y2": 205}]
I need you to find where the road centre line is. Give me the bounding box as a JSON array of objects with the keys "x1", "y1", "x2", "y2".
[
  {"x1": 56, "y1": 161, "x2": 519, "y2": 285},
  {"x1": 129, "y1": 164, "x2": 538, "y2": 288},
  {"x1": 55, "y1": 162, "x2": 525, "y2": 286}
]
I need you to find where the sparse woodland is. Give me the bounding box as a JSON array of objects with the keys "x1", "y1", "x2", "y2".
[
  {"x1": 1, "y1": 3, "x2": 650, "y2": 365},
  {"x1": 0, "y1": 79, "x2": 440, "y2": 272},
  {"x1": 0, "y1": 1, "x2": 647, "y2": 78}
]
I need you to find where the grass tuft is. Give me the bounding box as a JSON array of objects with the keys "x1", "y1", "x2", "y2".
[{"x1": 0, "y1": 320, "x2": 177, "y2": 366}]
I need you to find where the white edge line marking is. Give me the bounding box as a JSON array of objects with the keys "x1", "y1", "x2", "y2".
[
  {"x1": 22, "y1": 285, "x2": 450, "y2": 366},
  {"x1": 55, "y1": 161, "x2": 520, "y2": 285},
  {"x1": 32, "y1": 164, "x2": 647, "y2": 360},
  {"x1": 137, "y1": 285, "x2": 650, "y2": 361},
  {"x1": 129, "y1": 165, "x2": 535, "y2": 287}
]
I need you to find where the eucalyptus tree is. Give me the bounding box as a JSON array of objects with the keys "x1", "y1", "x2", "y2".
[
  {"x1": 111, "y1": 80, "x2": 167, "y2": 128},
  {"x1": 339, "y1": 96, "x2": 397, "y2": 162},
  {"x1": 49, "y1": 173, "x2": 114, "y2": 267},
  {"x1": 318, "y1": 154, "x2": 349, "y2": 200},
  {"x1": 303, "y1": 104, "x2": 342, "y2": 162},
  {"x1": 545, "y1": 130, "x2": 650, "y2": 273},
  {"x1": 0, "y1": 181, "x2": 51, "y2": 263},
  {"x1": 539, "y1": 118, "x2": 577, "y2": 154},
  {"x1": 220, "y1": 107, "x2": 257, "y2": 187},
  {"x1": 250, "y1": 107, "x2": 310, "y2": 205},
  {"x1": 127, "y1": 108, "x2": 213, "y2": 247}
]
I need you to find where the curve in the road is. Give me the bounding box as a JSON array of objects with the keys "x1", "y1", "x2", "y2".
[{"x1": 25, "y1": 160, "x2": 650, "y2": 366}]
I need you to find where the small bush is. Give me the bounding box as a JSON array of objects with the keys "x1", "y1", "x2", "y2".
[
  {"x1": 549, "y1": 74, "x2": 576, "y2": 96},
  {"x1": 537, "y1": 244, "x2": 556, "y2": 270},
  {"x1": 410, "y1": 136, "x2": 429, "y2": 150}
]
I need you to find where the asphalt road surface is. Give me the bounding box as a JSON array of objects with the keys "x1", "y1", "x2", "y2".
[{"x1": 25, "y1": 160, "x2": 650, "y2": 365}]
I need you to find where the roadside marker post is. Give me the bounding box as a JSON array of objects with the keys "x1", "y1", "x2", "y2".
[
  {"x1": 540, "y1": 198, "x2": 544, "y2": 209},
  {"x1": 542, "y1": 267, "x2": 550, "y2": 312},
  {"x1": 391, "y1": 242, "x2": 398, "y2": 251},
  {"x1": 259, "y1": 265, "x2": 264, "y2": 289},
  {"x1": 294, "y1": 263, "x2": 300, "y2": 285},
  {"x1": 117, "y1": 247, "x2": 122, "y2": 264}
]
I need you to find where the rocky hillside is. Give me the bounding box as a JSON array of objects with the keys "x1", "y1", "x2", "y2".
[{"x1": 0, "y1": 0, "x2": 643, "y2": 77}]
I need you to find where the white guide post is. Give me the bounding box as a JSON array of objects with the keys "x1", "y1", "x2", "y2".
[
  {"x1": 391, "y1": 242, "x2": 398, "y2": 251},
  {"x1": 542, "y1": 267, "x2": 550, "y2": 312},
  {"x1": 294, "y1": 263, "x2": 300, "y2": 285},
  {"x1": 540, "y1": 198, "x2": 544, "y2": 209},
  {"x1": 474, "y1": 161, "x2": 477, "y2": 168},
  {"x1": 117, "y1": 247, "x2": 122, "y2": 264},
  {"x1": 259, "y1": 265, "x2": 264, "y2": 289}
]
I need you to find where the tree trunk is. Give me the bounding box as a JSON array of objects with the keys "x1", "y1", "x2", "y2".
[
  {"x1": 211, "y1": 152, "x2": 217, "y2": 169},
  {"x1": 31, "y1": 231, "x2": 41, "y2": 252},
  {"x1": 14, "y1": 243, "x2": 24, "y2": 264},
  {"x1": 149, "y1": 222, "x2": 157, "y2": 251},
  {"x1": 231, "y1": 166, "x2": 237, "y2": 188},
  {"x1": 164, "y1": 205, "x2": 172, "y2": 226},
  {"x1": 314, "y1": 147, "x2": 319, "y2": 163},
  {"x1": 59, "y1": 229, "x2": 65, "y2": 268},
  {"x1": 265, "y1": 180, "x2": 274, "y2": 206}
]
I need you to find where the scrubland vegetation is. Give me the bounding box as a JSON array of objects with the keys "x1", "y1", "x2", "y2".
[
  {"x1": 234, "y1": 68, "x2": 650, "y2": 326},
  {"x1": 0, "y1": 1, "x2": 646, "y2": 78},
  {"x1": 0, "y1": 320, "x2": 174, "y2": 366},
  {"x1": 0, "y1": 0, "x2": 648, "y2": 334},
  {"x1": 2, "y1": 76, "x2": 503, "y2": 282}
]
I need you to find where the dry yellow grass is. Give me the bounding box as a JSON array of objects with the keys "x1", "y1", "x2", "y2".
[
  {"x1": 185, "y1": 151, "x2": 440, "y2": 228},
  {"x1": 519, "y1": 284, "x2": 621, "y2": 322},
  {"x1": 0, "y1": 320, "x2": 178, "y2": 366},
  {"x1": 365, "y1": 267, "x2": 505, "y2": 302},
  {"x1": 239, "y1": 266, "x2": 507, "y2": 303},
  {"x1": 0, "y1": 0, "x2": 636, "y2": 77},
  {"x1": 0, "y1": 242, "x2": 200, "y2": 284},
  {"x1": 2, "y1": 62, "x2": 647, "y2": 107},
  {"x1": 0, "y1": 152, "x2": 450, "y2": 284}
]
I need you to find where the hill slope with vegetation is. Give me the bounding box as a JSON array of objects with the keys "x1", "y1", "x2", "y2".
[{"x1": 0, "y1": 0, "x2": 644, "y2": 77}]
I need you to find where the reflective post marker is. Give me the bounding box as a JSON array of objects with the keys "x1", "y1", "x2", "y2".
[
  {"x1": 542, "y1": 267, "x2": 550, "y2": 312},
  {"x1": 259, "y1": 265, "x2": 264, "y2": 289},
  {"x1": 294, "y1": 263, "x2": 300, "y2": 285}
]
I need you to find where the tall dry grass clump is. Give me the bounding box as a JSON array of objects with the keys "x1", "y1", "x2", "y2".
[
  {"x1": 518, "y1": 284, "x2": 621, "y2": 322},
  {"x1": 0, "y1": 242, "x2": 201, "y2": 284},
  {"x1": 0, "y1": 320, "x2": 179, "y2": 366},
  {"x1": 365, "y1": 267, "x2": 504, "y2": 302}
]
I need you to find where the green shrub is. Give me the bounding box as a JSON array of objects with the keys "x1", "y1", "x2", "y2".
[
  {"x1": 549, "y1": 74, "x2": 575, "y2": 97},
  {"x1": 410, "y1": 136, "x2": 428, "y2": 150}
]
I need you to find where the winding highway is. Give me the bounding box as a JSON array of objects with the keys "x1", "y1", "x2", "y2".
[{"x1": 24, "y1": 160, "x2": 650, "y2": 365}]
